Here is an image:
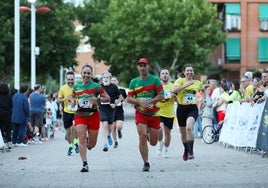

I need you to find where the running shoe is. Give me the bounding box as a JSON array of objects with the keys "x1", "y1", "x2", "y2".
[
  {"x1": 67, "y1": 147, "x2": 73, "y2": 156},
  {"x1": 74, "y1": 144, "x2": 79, "y2": 153},
  {"x1": 183, "y1": 152, "x2": 188, "y2": 161},
  {"x1": 163, "y1": 150, "x2": 169, "y2": 158},
  {"x1": 114, "y1": 141, "x2": 118, "y2": 148},
  {"x1": 107, "y1": 135, "x2": 113, "y2": 146},
  {"x1": 157, "y1": 141, "x2": 164, "y2": 155},
  {"x1": 80, "y1": 164, "x2": 89, "y2": 172},
  {"x1": 118, "y1": 130, "x2": 122, "y2": 139},
  {"x1": 103, "y1": 144, "x2": 108, "y2": 152},
  {"x1": 16, "y1": 143, "x2": 28, "y2": 147},
  {"x1": 142, "y1": 162, "x2": 150, "y2": 172},
  {"x1": 188, "y1": 152, "x2": 194, "y2": 159}
]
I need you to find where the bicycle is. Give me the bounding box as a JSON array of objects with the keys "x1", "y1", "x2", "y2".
[{"x1": 202, "y1": 122, "x2": 223, "y2": 144}]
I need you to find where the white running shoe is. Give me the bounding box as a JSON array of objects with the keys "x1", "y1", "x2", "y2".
[
  {"x1": 163, "y1": 150, "x2": 169, "y2": 158},
  {"x1": 16, "y1": 143, "x2": 28, "y2": 147},
  {"x1": 157, "y1": 141, "x2": 164, "y2": 155}
]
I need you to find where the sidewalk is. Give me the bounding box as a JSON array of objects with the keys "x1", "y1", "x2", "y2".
[{"x1": 0, "y1": 105, "x2": 268, "y2": 188}]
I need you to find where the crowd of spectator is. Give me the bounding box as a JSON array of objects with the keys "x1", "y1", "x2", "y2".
[{"x1": 0, "y1": 83, "x2": 63, "y2": 152}]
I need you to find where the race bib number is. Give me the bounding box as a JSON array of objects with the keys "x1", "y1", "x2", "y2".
[
  {"x1": 139, "y1": 97, "x2": 153, "y2": 108},
  {"x1": 164, "y1": 90, "x2": 172, "y2": 99},
  {"x1": 115, "y1": 99, "x2": 122, "y2": 106},
  {"x1": 183, "y1": 93, "x2": 196, "y2": 104},
  {"x1": 78, "y1": 98, "x2": 93, "y2": 109}
]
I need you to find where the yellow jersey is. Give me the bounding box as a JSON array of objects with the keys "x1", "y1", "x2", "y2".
[
  {"x1": 174, "y1": 78, "x2": 203, "y2": 105},
  {"x1": 58, "y1": 84, "x2": 75, "y2": 114},
  {"x1": 156, "y1": 82, "x2": 175, "y2": 118}
]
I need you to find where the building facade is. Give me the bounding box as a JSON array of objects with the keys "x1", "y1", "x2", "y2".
[
  {"x1": 208, "y1": 0, "x2": 268, "y2": 80},
  {"x1": 74, "y1": 21, "x2": 109, "y2": 79}
]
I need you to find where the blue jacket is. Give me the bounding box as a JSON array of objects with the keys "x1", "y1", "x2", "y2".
[{"x1": 11, "y1": 93, "x2": 30, "y2": 124}]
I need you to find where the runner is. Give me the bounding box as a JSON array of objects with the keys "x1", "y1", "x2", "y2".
[{"x1": 127, "y1": 57, "x2": 164, "y2": 171}]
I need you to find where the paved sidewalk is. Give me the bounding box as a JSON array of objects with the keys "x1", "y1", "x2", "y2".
[{"x1": 1, "y1": 105, "x2": 268, "y2": 188}]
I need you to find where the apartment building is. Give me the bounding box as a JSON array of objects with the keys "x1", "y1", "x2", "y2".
[
  {"x1": 207, "y1": 0, "x2": 268, "y2": 80},
  {"x1": 74, "y1": 22, "x2": 109, "y2": 80}
]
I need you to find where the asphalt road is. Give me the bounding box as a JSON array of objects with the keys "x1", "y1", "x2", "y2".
[{"x1": 0, "y1": 105, "x2": 268, "y2": 188}]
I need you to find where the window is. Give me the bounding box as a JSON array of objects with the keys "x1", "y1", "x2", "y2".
[
  {"x1": 258, "y1": 38, "x2": 268, "y2": 62},
  {"x1": 225, "y1": 3, "x2": 241, "y2": 31},
  {"x1": 259, "y1": 4, "x2": 268, "y2": 31},
  {"x1": 226, "y1": 38, "x2": 240, "y2": 61}
]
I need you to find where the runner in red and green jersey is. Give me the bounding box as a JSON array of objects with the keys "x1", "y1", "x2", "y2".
[
  {"x1": 71, "y1": 65, "x2": 110, "y2": 173},
  {"x1": 127, "y1": 57, "x2": 164, "y2": 172},
  {"x1": 128, "y1": 74, "x2": 164, "y2": 116}
]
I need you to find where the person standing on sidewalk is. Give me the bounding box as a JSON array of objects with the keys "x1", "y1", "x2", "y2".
[
  {"x1": 58, "y1": 71, "x2": 79, "y2": 156},
  {"x1": 0, "y1": 82, "x2": 13, "y2": 150},
  {"x1": 99, "y1": 71, "x2": 122, "y2": 152},
  {"x1": 173, "y1": 64, "x2": 203, "y2": 161},
  {"x1": 11, "y1": 84, "x2": 30, "y2": 147},
  {"x1": 29, "y1": 84, "x2": 47, "y2": 142},
  {"x1": 155, "y1": 68, "x2": 175, "y2": 158},
  {"x1": 127, "y1": 57, "x2": 164, "y2": 172},
  {"x1": 72, "y1": 64, "x2": 110, "y2": 172},
  {"x1": 111, "y1": 76, "x2": 127, "y2": 148}
]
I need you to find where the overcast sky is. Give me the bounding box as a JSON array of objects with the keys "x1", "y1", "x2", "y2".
[{"x1": 63, "y1": 0, "x2": 85, "y2": 7}]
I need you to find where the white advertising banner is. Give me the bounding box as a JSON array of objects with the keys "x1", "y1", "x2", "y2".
[{"x1": 219, "y1": 102, "x2": 266, "y2": 147}]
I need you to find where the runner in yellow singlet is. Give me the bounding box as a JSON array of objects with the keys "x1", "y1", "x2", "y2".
[{"x1": 173, "y1": 64, "x2": 203, "y2": 161}]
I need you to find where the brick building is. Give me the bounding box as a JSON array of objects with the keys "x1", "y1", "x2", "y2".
[
  {"x1": 207, "y1": 0, "x2": 268, "y2": 80},
  {"x1": 74, "y1": 22, "x2": 109, "y2": 79}
]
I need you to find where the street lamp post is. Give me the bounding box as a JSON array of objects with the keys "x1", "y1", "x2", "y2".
[
  {"x1": 29, "y1": 0, "x2": 36, "y2": 89},
  {"x1": 14, "y1": 0, "x2": 20, "y2": 90}
]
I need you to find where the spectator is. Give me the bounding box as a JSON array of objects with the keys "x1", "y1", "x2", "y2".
[
  {"x1": 251, "y1": 78, "x2": 265, "y2": 104},
  {"x1": 256, "y1": 70, "x2": 268, "y2": 103},
  {"x1": 0, "y1": 82, "x2": 13, "y2": 150},
  {"x1": 201, "y1": 85, "x2": 214, "y2": 129},
  {"x1": 11, "y1": 84, "x2": 30, "y2": 147},
  {"x1": 29, "y1": 84, "x2": 47, "y2": 142},
  {"x1": 214, "y1": 81, "x2": 230, "y2": 126},
  {"x1": 240, "y1": 75, "x2": 254, "y2": 103},
  {"x1": 208, "y1": 79, "x2": 220, "y2": 128},
  {"x1": 229, "y1": 79, "x2": 243, "y2": 103}
]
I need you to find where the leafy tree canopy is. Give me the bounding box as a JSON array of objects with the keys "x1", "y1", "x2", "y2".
[
  {"x1": 0, "y1": 0, "x2": 80, "y2": 88},
  {"x1": 78, "y1": 0, "x2": 226, "y2": 86}
]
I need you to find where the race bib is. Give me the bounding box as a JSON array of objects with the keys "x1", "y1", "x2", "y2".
[
  {"x1": 115, "y1": 99, "x2": 122, "y2": 106},
  {"x1": 139, "y1": 97, "x2": 153, "y2": 108},
  {"x1": 164, "y1": 90, "x2": 172, "y2": 99},
  {"x1": 183, "y1": 93, "x2": 196, "y2": 104},
  {"x1": 78, "y1": 98, "x2": 93, "y2": 109}
]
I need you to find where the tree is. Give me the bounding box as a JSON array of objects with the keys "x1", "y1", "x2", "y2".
[
  {"x1": 78, "y1": 0, "x2": 226, "y2": 85},
  {"x1": 0, "y1": 1, "x2": 15, "y2": 82},
  {"x1": 0, "y1": 0, "x2": 80, "y2": 88}
]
